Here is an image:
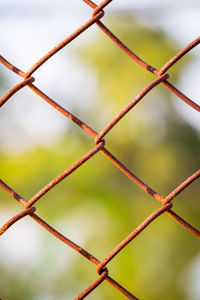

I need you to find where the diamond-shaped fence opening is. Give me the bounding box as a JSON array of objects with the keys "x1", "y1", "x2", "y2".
[{"x1": 0, "y1": 0, "x2": 199, "y2": 299}]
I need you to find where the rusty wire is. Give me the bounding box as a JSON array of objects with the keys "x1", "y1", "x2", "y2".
[{"x1": 0, "y1": 0, "x2": 200, "y2": 299}]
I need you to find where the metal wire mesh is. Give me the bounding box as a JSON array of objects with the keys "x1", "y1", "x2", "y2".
[{"x1": 0, "y1": 0, "x2": 199, "y2": 299}]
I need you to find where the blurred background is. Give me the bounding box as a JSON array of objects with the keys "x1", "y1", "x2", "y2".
[{"x1": 0, "y1": 0, "x2": 200, "y2": 299}]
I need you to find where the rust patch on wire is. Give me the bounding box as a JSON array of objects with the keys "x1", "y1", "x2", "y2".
[{"x1": 0, "y1": 0, "x2": 199, "y2": 299}]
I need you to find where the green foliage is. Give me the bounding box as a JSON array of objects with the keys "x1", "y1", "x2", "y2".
[
  {"x1": 78, "y1": 16, "x2": 185, "y2": 106},
  {"x1": 0, "y1": 15, "x2": 199, "y2": 300}
]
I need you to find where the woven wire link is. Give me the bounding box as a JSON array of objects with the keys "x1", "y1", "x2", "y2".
[{"x1": 0, "y1": 0, "x2": 200, "y2": 299}]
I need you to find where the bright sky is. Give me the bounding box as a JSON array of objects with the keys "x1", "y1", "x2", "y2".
[{"x1": 0, "y1": 0, "x2": 199, "y2": 152}]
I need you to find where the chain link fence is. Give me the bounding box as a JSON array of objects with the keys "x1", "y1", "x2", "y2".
[{"x1": 0, "y1": 0, "x2": 199, "y2": 299}]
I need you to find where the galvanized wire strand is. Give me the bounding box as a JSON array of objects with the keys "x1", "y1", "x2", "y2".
[{"x1": 0, "y1": 0, "x2": 199, "y2": 299}]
